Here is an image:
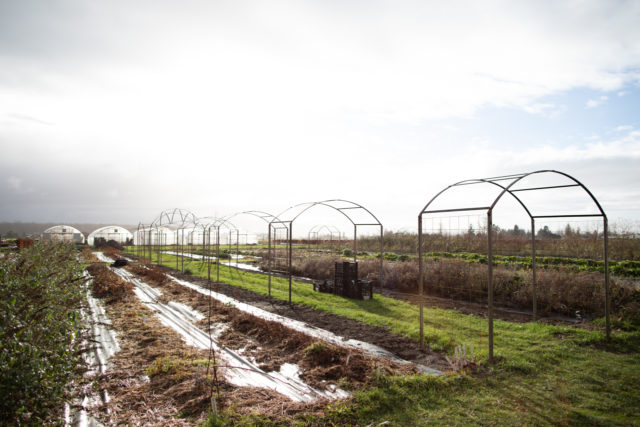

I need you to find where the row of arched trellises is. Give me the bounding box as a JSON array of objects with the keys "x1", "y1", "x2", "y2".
[
  {"x1": 133, "y1": 201, "x2": 385, "y2": 300},
  {"x1": 132, "y1": 170, "x2": 610, "y2": 363}
]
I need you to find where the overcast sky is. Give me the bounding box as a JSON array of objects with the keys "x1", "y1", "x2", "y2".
[{"x1": 1, "y1": 0, "x2": 639, "y2": 233}]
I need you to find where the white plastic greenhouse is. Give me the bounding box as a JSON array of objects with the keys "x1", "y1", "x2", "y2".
[
  {"x1": 42, "y1": 225, "x2": 86, "y2": 244},
  {"x1": 87, "y1": 226, "x2": 134, "y2": 246},
  {"x1": 133, "y1": 227, "x2": 176, "y2": 245}
]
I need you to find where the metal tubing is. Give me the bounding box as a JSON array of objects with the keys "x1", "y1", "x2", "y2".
[
  {"x1": 216, "y1": 226, "x2": 220, "y2": 284},
  {"x1": 353, "y1": 225, "x2": 357, "y2": 263},
  {"x1": 604, "y1": 217, "x2": 611, "y2": 340},
  {"x1": 379, "y1": 225, "x2": 383, "y2": 299},
  {"x1": 510, "y1": 184, "x2": 580, "y2": 192},
  {"x1": 288, "y1": 223, "x2": 292, "y2": 304},
  {"x1": 531, "y1": 217, "x2": 537, "y2": 321},
  {"x1": 422, "y1": 207, "x2": 492, "y2": 214},
  {"x1": 268, "y1": 225, "x2": 272, "y2": 297},
  {"x1": 418, "y1": 214, "x2": 424, "y2": 347},
  {"x1": 487, "y1": 211, "x2": 494, "y2": 363},
  {"x1": 207, "y1": 228, "x2": 211, "y2": 282},
  {"x1": 532, "y1": 214, "x2": 603, "y2": 219}
]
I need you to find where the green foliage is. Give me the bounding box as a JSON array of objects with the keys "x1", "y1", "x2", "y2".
[
  {"x1": 425, "y1": 251, "x2": 640, "y2": 278},
  {"x1": 0, "y1": 242, "x2": 87, "y2": 424},
  {"x1": 342, "y1": 248, "x2": 353, "y2": 257}
]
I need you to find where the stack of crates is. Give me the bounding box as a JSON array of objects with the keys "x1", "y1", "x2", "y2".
[
  {"x1": 313, "y1": 261, "x2": 373, "y2": 300},
  {"x1": 334, "y1": 261, "x2": 358, "y2": 298}
]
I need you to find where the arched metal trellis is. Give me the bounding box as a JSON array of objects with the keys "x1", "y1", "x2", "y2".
[
  {"x1": 222, "y1": 210, "x2": 286, "y2": 296},
  {"x1": 269, "y1": 199, "x2": 384, "y2": 303},
  {"x1": 194, "y1": 217, "x2": 239, "y2": 285},
  {"x1": 418, "y1": 170, "x2": 610, "y2": 362},
  {"x1": 135, "y1": 208, "x2": 197, "y2": 266},
  {"x1": 307, "y1": 224, "x2": 343, "y2": 250}
]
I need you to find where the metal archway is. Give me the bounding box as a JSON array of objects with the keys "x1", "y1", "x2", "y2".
[
  {"x1": 222, "y1": 211, "x2": 288, "y2": 295},
  {"x1": 269, "y1": 199, "x2": 384, "y2": 303},
  {"x1": 307, "y1": 224, "x2": 343, "y2": 250},
  {"x1": 418, "y1": 170, "x2": 609, "y2": 362},
  {"x1": 147, "y1": 208, "x2": 198, "y2": 266},
  {"x1": 194, "y1": 216, "x2": 239, "y2": 285}
]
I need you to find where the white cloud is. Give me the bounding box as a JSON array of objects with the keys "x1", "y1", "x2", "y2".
[
  {"x1": 469, "y1": 129, "x2": 640, "y2": 166},
  {"x1": 7, "y1": 176, "x2": 22, "y2": 190},
  {"x1": 0, "y1": 1, "x2": 639, "y2": 225},
  {"x1": 586, "y1": 95, "x2": 609, "y2": 108}
]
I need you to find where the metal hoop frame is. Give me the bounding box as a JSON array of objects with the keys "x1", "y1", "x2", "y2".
[
  {"x1": 269, "y1": 199, "x2": 384, "y2": 303},
  {"x1": 418, "y1": 170, "x2": 610, "y2": 362}
]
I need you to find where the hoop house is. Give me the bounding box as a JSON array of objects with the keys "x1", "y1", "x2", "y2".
[
  {"x1": 269, "y1": 199, "x2": 384, "y2": 303},
  {"x1": 87, "y1": 226, "x2": 133, "y2": 246},
  {"x1": 42, "y1": 225, "x2": 85, "y2": 244}
]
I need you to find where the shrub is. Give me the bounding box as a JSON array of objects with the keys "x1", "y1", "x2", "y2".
[
  {"x1": 93, "y1": 237, "x2": 124, "y2": 251},
  {"x1": 0, "y1": 242, "x2": 86, "y2": 424}
]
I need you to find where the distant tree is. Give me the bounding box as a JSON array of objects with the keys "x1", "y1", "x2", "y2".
[
  {"x1": 510, "y1": 224, "x2": 526, "y2": 237},
  {"x1": 537, "y1": 225, "x2": 561, "y2": 239},
  {"x1": 467, "y1": 224, "x2": 475, "y2": 236}
]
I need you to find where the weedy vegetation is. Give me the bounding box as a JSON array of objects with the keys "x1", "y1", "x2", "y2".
[{"x1": 0, "y1": 242, "x2": 87, "y2": 424}]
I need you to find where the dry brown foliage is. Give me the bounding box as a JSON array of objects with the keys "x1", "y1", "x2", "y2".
[
  {"x1": 265, "y1": 255, "x2": 639, "y2": 319},
  {"x1": 86, "y1": 263, "x2": 134, "y2": 303},
  {"x1": 81, "y1": 247, "x2": 99, "y2": 262},
  {"x1": 101, "y1": 246, "x2": 122, "y2": 259}
]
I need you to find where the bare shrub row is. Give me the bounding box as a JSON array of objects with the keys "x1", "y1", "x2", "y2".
[{"x1": 269, "y1": 255, "x2": 639, "y2": 319}]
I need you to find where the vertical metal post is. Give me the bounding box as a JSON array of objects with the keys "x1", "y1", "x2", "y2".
[
  {"x1": 531, "y1": 217, "x2": 537, "y2": 321},
  {"x1": 378, "y1": 225, "x2": 383, "y2": 298},
  {"x1": 216, "y1": 226, "x2": 220, "y2": 284},
  {"x1": 268, "y1": 224, "x2": 272, "y2": 297},
  {"x1": 228, "y1": 230, "x2": 232, "y2": 269},
  {"x1": 487, "y1": 211, "x2": 494, "y2": 363},
  {"x1": 207, "y1": 228, "x2": 211, "y2": 283},
  {"x1": 418, "y1": 215, "x2": 424, "y2": 347},
  {"x1": 288, "y1": 222, "x2": 293, "y2": 304},
  {"x1": 353, "y1": 225, "x2": 358, "y2": 264},
  {"x1": 604, "y1": 217, "x2": 611, "y2": 340},
  {"x1": 236, "y1": 230, "x2": 239, "y2": 268}
]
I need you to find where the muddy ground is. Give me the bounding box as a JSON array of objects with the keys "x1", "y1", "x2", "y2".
[
  {"x1": 84, "y1": 257, "x2": 447, "y2": 425},
  {"x1": 158, "y1": 266, "x2": 450, "y2": 371}
]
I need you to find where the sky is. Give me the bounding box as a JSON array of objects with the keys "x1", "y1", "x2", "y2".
[{"x1": 1, "y1": 0, "x2": 639, "y2": 235}]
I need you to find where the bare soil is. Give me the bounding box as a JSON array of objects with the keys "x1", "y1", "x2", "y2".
[{"x1": 83, "y1": 260, "x2": 445, "y2": 425}]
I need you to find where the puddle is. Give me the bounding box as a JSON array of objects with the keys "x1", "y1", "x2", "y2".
[
  {"x1": 66, "y1": 267, "x2": 120, "y2": 427},
  {"x1": 110, "y1": 267, "x2": 348, "y2": 402},
  {"x1": 162, "y1": 251, "x2": 246, "y2": 260},
  {"x1": 169, "y1": 275, "x2": 443, "y2": 375}
]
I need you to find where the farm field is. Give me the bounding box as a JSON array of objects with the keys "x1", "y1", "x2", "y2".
[
  {"x1": 120, "y1": 248, "x2": 640, "y2": 425},
  {"x1": 3, "y1": 241, "x2": 639, "y2": 425}
]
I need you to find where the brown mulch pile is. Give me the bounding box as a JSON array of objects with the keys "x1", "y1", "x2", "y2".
[
  {"x1": 86, "y1": 263, "x2": 134, "y2": 302},
  {"x1": 81, "y1": 248, "x2": 99, "y2": 262}
]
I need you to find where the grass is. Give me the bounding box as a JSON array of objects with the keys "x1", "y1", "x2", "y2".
[{"x1": 125, "y1": 248, "x2": 640, "y2": 425}]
